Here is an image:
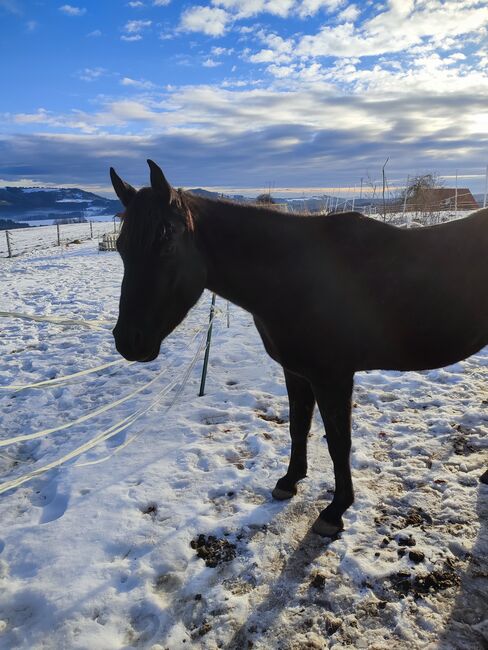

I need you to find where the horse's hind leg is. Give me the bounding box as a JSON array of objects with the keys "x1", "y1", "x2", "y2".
[
  {"x1": 272, "y1": 370, "x2": 315, "y2": 500},
  {"x1": 312, "y1": 373, "x2": 354, "y2": 537}
]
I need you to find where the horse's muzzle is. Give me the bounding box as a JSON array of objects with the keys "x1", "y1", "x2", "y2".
[{"x1": 112, "y1": 323, "x2": 161, "y2": 362}]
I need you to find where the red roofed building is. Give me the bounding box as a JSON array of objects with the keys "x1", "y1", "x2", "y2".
[{"x1": 406, "y1": 188, "x2": 479, "y2": 212}]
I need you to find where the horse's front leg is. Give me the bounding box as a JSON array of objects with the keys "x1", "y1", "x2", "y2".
[
  {"x1": 312, "y1": 373, "x2": 354, "y2": 537},
  {"x1": 272, "y1": 370, "x2": 315, "y2": 500}
]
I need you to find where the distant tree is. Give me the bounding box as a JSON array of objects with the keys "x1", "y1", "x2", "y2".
[
  {"x1": 256, "y1": 193, "x2": 276, "y2": 205},
  {"x1": 400, "y1": 172, "x2": 444, "y2": 224},
  {"x1": 405, "y1": 173, "x2": 442, "y2": 201}
]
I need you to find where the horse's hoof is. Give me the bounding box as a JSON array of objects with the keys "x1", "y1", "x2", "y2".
[
  {"x1": 272, "y1": 486, "x2": 295, "y2": 500},
  {"x1": 312, "y1": 515, "x2": 343, "y2": 538}
]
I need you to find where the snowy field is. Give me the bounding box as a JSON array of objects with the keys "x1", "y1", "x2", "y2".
[{"x1": 0, "y1": 237, "x2": 486, "y2": 650}]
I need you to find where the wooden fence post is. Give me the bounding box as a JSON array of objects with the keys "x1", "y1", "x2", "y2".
[
  {"x1": 56, "y1": 223, "x2": 61, "y2": 246},
  {"x1": 5, "y1": 230, "x2": 12, "y2": 258},
  {"x1": 90, "y1": 221, "x2": 93, "y2": 239}
]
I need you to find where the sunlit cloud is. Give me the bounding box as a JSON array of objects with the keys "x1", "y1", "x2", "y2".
[
  {"x1": 180, "y1": 6, "x2": 230, "y2": 36},
  {"x1": 59, "y1": 4, "x2": 86, "y2": 16},
  {"x1": 120, "y1": 76, "x2": 156, "y2": 89}
]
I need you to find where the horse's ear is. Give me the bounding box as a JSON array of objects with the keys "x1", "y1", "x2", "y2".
[
  {"x1": 110, "y1": 167, "x2": 136, "y2": 207},
  {"x1": 147, "y1": 159, "x2": 171, "y2": 204}
]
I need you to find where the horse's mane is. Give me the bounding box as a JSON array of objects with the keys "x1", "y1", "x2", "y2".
[{"x1": 175, "y1": 188, "x2": 195, "y2": 233}]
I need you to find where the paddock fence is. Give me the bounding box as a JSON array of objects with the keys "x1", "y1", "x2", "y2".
[{"x1": 1, "y1": 219, "x2": 120, "y2": 258}]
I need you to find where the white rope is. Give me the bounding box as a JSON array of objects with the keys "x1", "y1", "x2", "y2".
[
  {"x1": 0, "y1": 316, "x2": 214, "y2": 494},
  {"x1": 75, "y1": 317, "x2": 211, "y2": 468},
  {"x1": 0, "y1": 310, "x2": 114, "y2": 330},
  {"x1": 0, "y1": 358, "x2": 130, "y2": 392},
  {"x1": 0, "y1": 327, "x2": 204, "y2": 447}
]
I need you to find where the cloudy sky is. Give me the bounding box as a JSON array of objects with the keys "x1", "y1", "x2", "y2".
[{"x1": 1, "y1": 0, "x2": 488, "y2": 195}]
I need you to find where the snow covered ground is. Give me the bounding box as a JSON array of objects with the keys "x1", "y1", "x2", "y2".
[{"x1": 0, "y1": 238, "x2": 486, "y2": 650}]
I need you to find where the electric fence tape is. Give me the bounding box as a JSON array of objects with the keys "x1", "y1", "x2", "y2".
[{"x1": 0, "y1": 315, "x2": 215, "y2": 495}]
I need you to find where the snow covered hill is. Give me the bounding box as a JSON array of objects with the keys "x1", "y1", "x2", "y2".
[
  {"x1": 0, "y1": 186, "x2": 121, "y2": 224},
  {"x1": 0, "y1": 239, "x2": 486, "y2": 649}
]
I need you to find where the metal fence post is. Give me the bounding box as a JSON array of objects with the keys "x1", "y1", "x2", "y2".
[
  {"x1": 199, "y1": 293, "x2": 216, "y2": 397},
  {"x1": 5, "y1": 230, "x2": 12, "y2": 258}
]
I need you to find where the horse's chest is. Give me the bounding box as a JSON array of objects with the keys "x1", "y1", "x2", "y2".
[{"x1": 252, "y1": 316, "x2": 319, "y2": 375}]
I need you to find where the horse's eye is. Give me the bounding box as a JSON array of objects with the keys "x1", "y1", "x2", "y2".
[
  {"x1": 158, "y1": 224, "x2": 168, "y2": 243},
  {"x1": 156, "y1": 223, "x2": 176, "y2": 255}
]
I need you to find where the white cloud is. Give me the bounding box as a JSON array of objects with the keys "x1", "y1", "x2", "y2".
[
  {"x1": 77, "y1": 67, "x2": 106, "y2": 81},
  {"x1": 59, "y1": 4, "x2": 86, "y2": 16},
  {"x1": 211, "y1": 46, "x2": 233, "y2": 55},
  {"x1": 120, "y1": 76, "x2": 155, "y2": 89},
  {"x1": 153, "y1": 0, "x2": 171, "y2": 4},
  {"x1": 127, "y1": 1, "x2": 145, "y2": 6},
  {"x1": 297, "y1": 0, "x2": 344, "y2": 17},
  {"x1": 202, "y1": 58, "x2": 222, "y2": 67},
  {"x1": 108, "y1": 100, "x2": 157, "y2": 121},
  {"x1": 181, "y1": 0, "x2": 324, "y2": 33},
  {"x1": 292, "y1": 0, "x2": 488, "y2": 60},
  {"x1": 124, "y1": 19, "x2": 152, "y2": 33},
  {"x1": 265, "y1": 63, "x2": 296, "y2": 77},
  {"x1": 248, "y1": 32, "x2": 293, "y2": 64},
  {"x1": 180, "y1": 6, "x2": 230, "y2": 36},
  {"x1": 87, "y1": 29, "x2": 102, "y2": 37},
  {"x1": 213, "y1": 0, "x2": 295, "y2": 19},
  {"x1": 337, "y1": 3, "x2": 359, "y2": 22},
  {"x1": 121, "y1": 19, "x2": 152, "y2": 40}
]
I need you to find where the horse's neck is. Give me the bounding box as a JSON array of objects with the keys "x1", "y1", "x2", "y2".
[{"x1": 193, "y1": 197, "x2": 291, "y2": 315}]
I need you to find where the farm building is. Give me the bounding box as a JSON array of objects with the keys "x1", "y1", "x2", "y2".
[{"x1": 406, "y1": 187, "x2": 479, "y2": 212}]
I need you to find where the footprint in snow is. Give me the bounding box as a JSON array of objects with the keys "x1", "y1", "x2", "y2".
[
  {"x1": 129, "y1": 606, "x2": 160, "y2": 645},
  {"x1": 28, "y1": 470, "x2": 69, "y2": 524}
]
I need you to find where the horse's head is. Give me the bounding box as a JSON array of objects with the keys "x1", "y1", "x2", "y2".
[{"x1": 111, "y1": 160, "x2": 205, "y2": 362}]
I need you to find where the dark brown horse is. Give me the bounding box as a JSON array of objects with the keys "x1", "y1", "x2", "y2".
[{"x1": 111, "y1": 160, "x2": 488, "y2": 537}]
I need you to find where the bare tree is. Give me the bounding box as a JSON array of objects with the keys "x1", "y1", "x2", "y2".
[
  {"x1": 400, "y1": 173, "x2": 444, "y2": 225},
  {"x1": 256, "y1": 193, "x2": 276, "y2": 205}
]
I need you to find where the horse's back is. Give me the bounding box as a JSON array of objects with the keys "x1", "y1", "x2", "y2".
[{"x1": 315, "y1": 208, "x2": 488, "y2": 371}]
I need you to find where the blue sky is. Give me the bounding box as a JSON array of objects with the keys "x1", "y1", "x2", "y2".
[{"x1": 1, "y1": 0, "x2": 488, "y2": 195}]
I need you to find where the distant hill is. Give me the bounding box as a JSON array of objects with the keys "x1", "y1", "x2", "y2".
[
  {"x1": 0, "y1": 218, "x2": 30, "y2": 230},
  {"x1": 0, "y1": 187, "x2": 121, "y2": 222}
]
